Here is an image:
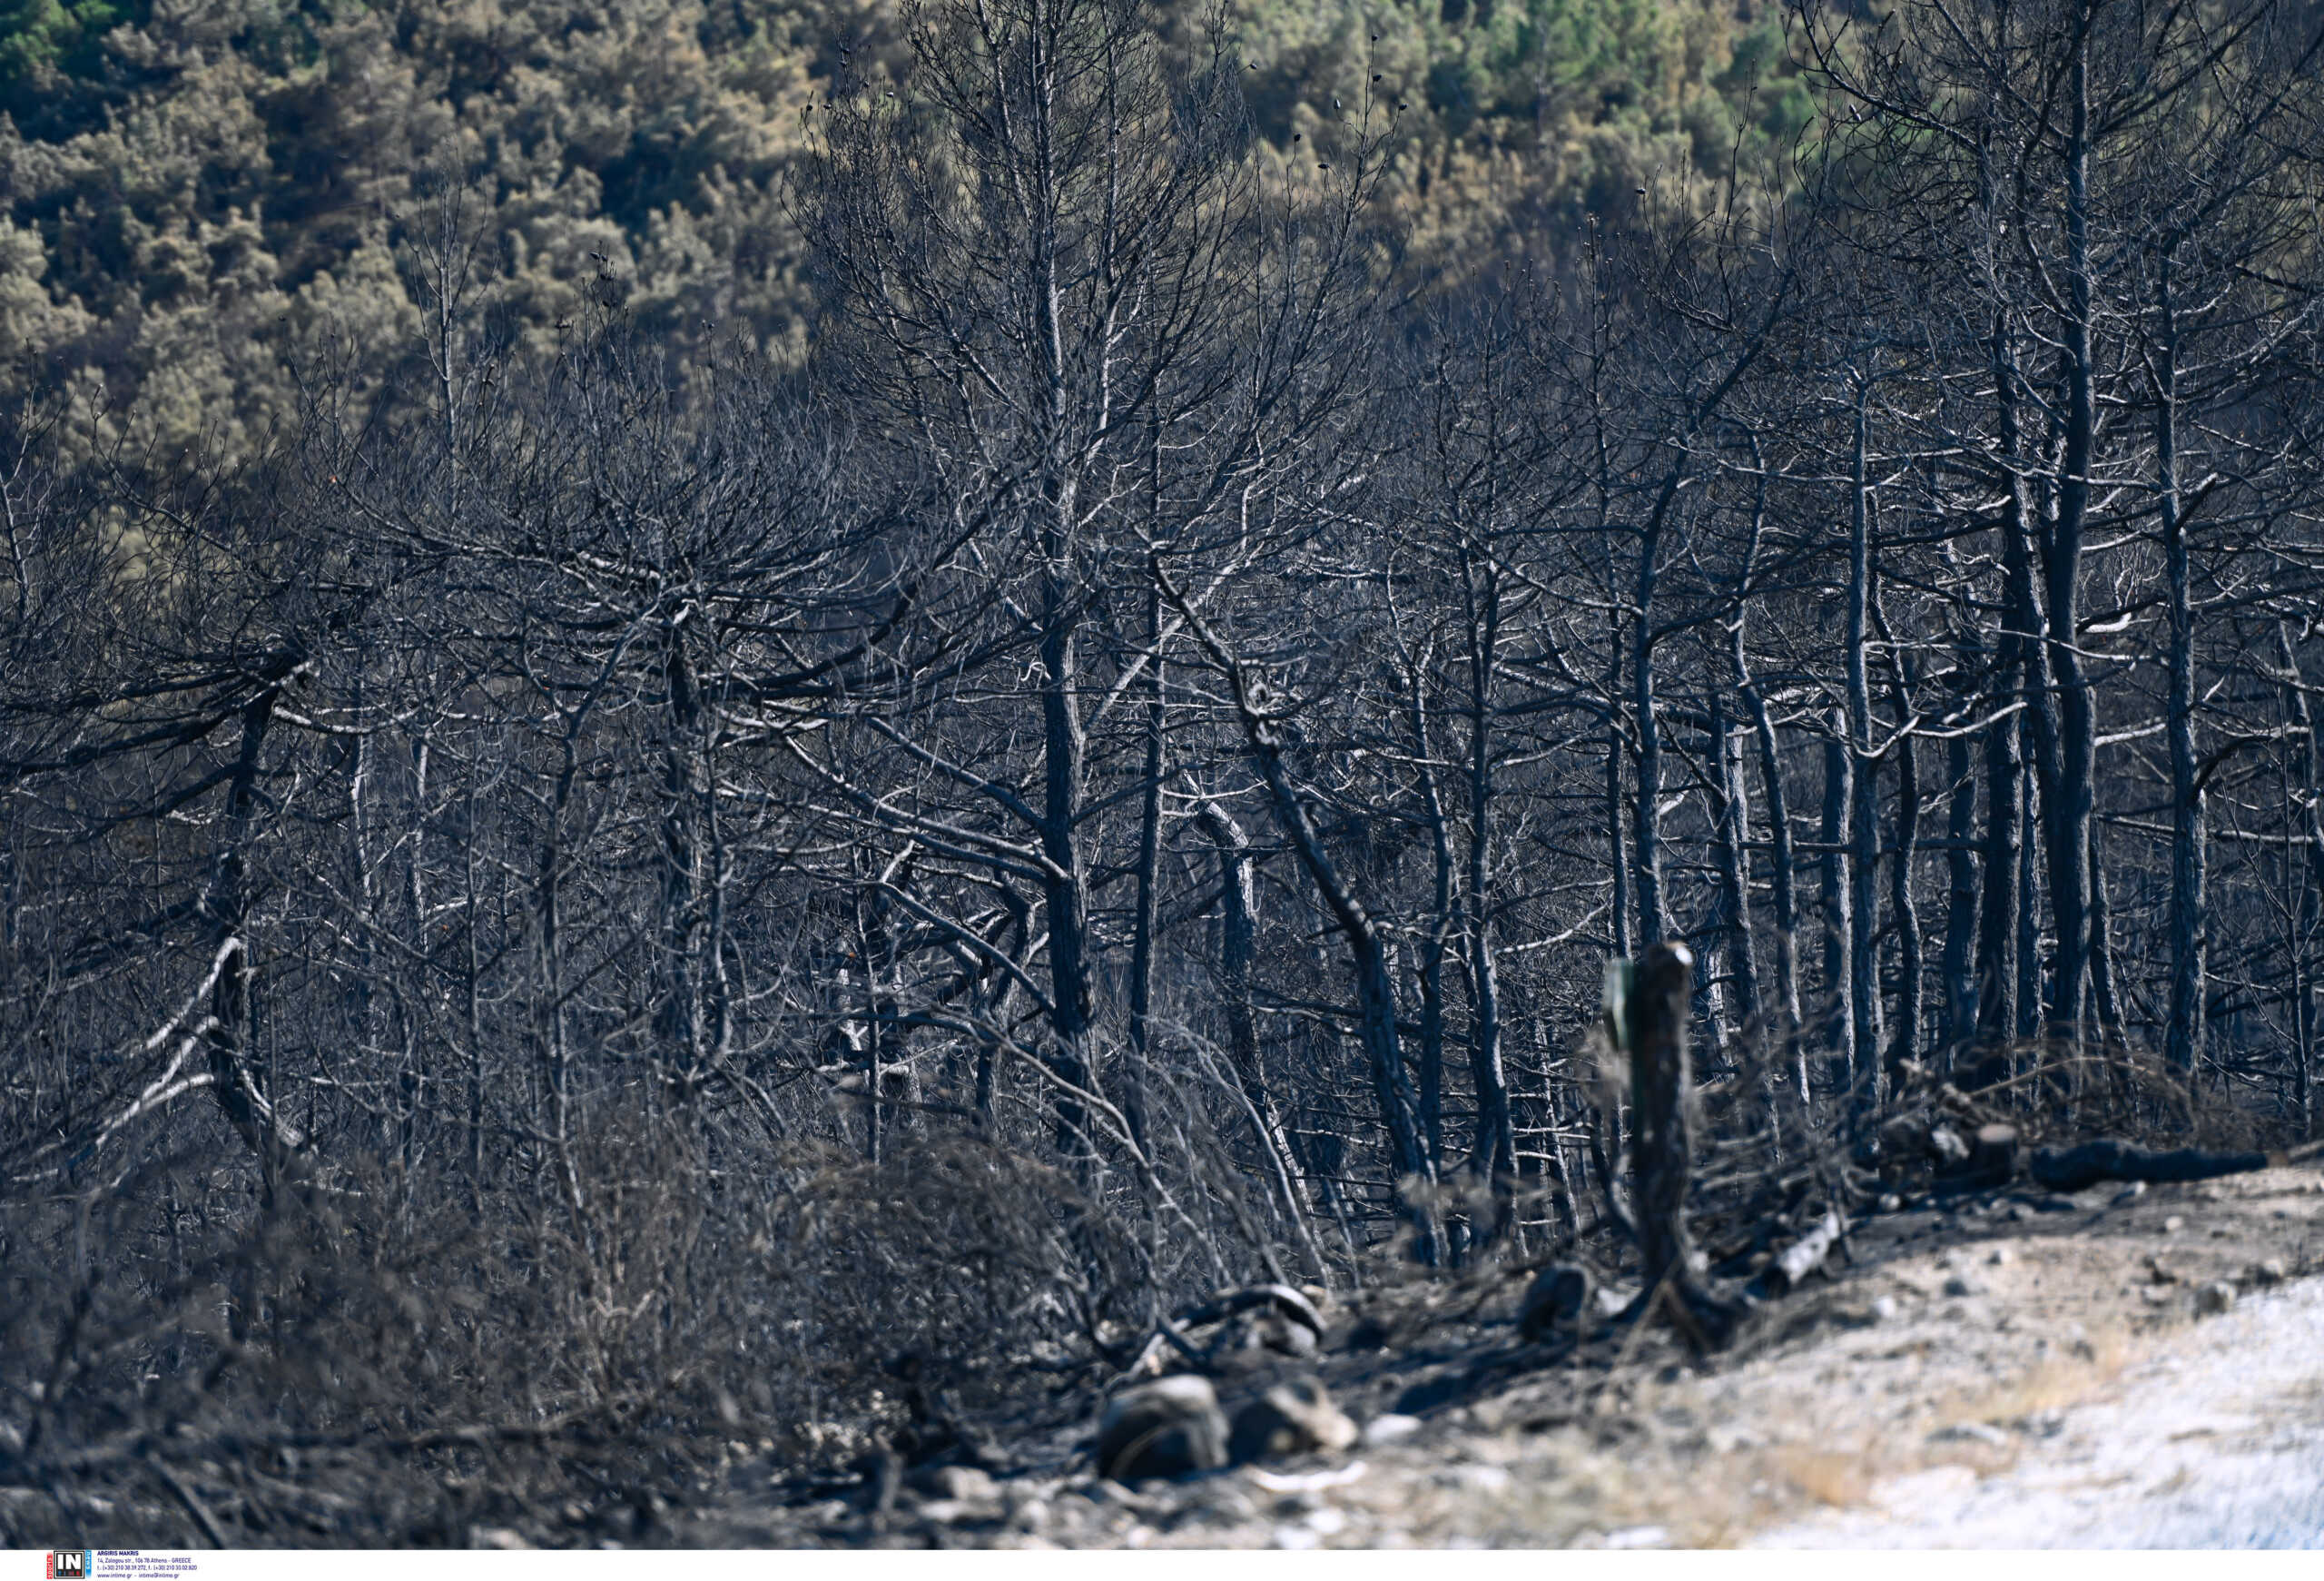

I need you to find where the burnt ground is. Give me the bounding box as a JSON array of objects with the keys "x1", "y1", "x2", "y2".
[{"x1": 655, "y1": 1162, "x2": 2324, "y2": 1550}]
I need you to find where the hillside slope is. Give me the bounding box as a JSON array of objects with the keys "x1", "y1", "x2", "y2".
[{"x1": 1, "y1": 0, "x2": 1803, "y2": 459}]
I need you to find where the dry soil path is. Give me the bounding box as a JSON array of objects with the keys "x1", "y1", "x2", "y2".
[{"x1": 1752, "y1": 1271, "x2": 2324, "y2": 1547}]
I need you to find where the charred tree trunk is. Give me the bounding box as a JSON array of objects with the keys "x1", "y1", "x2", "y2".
[
  {"x1": 1940, "y1": 673, "x2": 1981, "y2": 1062},
  {"x1": 203, "y1": 682, "x2": 302, "y2": 1182},
  {"x1": 1039, "y1": 550, "x2": 1096, "y2": 1157},
  {"x1": 2159, "y1": 254, "x2": 2207, "y2": 1077},
  {"x1": 1124, "y1": 588, "x2": 1166, "y2": 1153},
  {"x1": 1819, "y1": 715, "x2": 1853, "y2": 1099},
  {"x1": 1845, "y1": 385, "x2": 1883, "y2": 1109},
  {"x1": 1974, "y1": 331, "x2": 2029, "y2": 1062},
  {"x1": 2043, "y1": 11, "x2": 2099, "y2": 1041},
  {"x1": 2280, "y1": 627, "x2": 2323, "y2": 1139},
  {"x1": 1709, "y1": 687, "x2": 1761, "y2": 1038},
  {"x1": 1882, "y1": 622, "x2": 1923, "y2": 1082},
  {"x1": 1632, "y1": 553, "x2": 1667, "y2": 950},
  {"x1": 1607, "y1": 617, "x2": 1634, "y2": 961},
  {"x1": 1621, "y1": 942, "x2": 1741, "y2": 1349},
  {"x1": 1462, "y1": 554, "x2": 1516, "y2": 1234},
  {"x1": 2016, "y1": 753, "x2": 2046, "y2": 1044},
  {"x1": 1890, "y1": 722, "x2": 1923, "y2": 1081},
  {"x1": 1736, "y1": 617, "x2": 1803, "y2": 1091},
  {"x1": 1408, "y1": 660, "x2": 1452, "y2": 1174}
]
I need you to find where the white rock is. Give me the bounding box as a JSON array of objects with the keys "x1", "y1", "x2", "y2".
[
  {"x1": 1457, "y1": 1463, "x2": 1512, "y2": 1492},
  {"x1": 1362, "y1": 1413, "x2": 1423, "y2": 1447},
  {"x1": 1248, "y1": 1460, "x2": 1368, "y2": 1494},
  {"x1": 1605, "y1": 1526, "x2": 1671, "y2": 1548}
]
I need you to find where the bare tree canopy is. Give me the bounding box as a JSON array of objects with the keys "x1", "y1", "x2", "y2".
[{"x1": 2, "y1": 0, "x2": 2321, "y2": 1545}]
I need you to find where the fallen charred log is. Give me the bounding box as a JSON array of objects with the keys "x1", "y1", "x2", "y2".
[{"x1": 2030, "y1": 1138, "x2": 2324, "y2": 1193}]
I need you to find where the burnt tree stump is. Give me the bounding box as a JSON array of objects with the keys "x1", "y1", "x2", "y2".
[{"x1": 1621, "y1": 941, "x2": 1748, "y2": 1349}]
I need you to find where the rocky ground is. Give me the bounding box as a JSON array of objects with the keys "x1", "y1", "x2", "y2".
[{"x1": 674, "y1": 1163, "x2": 2324, "y2": 1549}]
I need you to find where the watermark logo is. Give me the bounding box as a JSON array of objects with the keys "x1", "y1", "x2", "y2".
[{"x1": 46, "y1": 1555, "x2": 91, "y2": 1581}]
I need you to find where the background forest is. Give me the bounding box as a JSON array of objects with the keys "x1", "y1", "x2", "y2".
[
  {"x1": 0, "y1": 0, "x2": 1809, "y2": 459},
  {"x1": 4, "y1": 0, "x2": 2324, "y2": 1546}
]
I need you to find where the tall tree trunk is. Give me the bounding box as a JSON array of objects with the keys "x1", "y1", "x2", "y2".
[
  {"x1": 1972, "y1": 675, "x2": 2023, "y2": 1071},
  {"x1": 1124, "y1": 587, "x2": 1165, "y2": 1153},
  {"x1": 2158, "y1": 253, "x2": 2206, "y2": 1076},
  {"x1": 1735, "y1": 609, "x2": 1803, "y2": 1089},
  {"x1": 2088, "y1": 825, "x2": 2124, "y2": 1042},
  {"x1": 2043, "y1": 6, "x2": 2099, "y2": 1041},
  {"x1": 2016, "y1": 753, "x2": 2045, "y2": 1042},
  {"x1": 1890, "y1": 716, "x2": 1923, "y2": 1082},
  {"x1": 1039, "y1": 550, "x2": 1096, "y2": 1156},
  {"x1": 1632, "y1": 547, "x2": 1667, "y2": 949},
  {"x1": 1819, "y1": 715, "x2": 1853, "y2": 1097},
  {"x1": 1709, "y1": 687, "x2": 1761, "y2": 1035},
  {"x1": 1608, "y1": 615, "x2": 1633, "y2": 959},
  {"x1": 1974, "y1": 318, "x2": 2035, "y2": 1066},
  {"x1": 1877, "y1": 596, "x2": 1924, "y2": 1080},
  {"x1": 1998, "y1": 318, "x2": 2058, "y2": 1050},
  {"x1": 1630, "y1": 454, "x2": 1696, "y2": 953},
  {"x1": 1940, "y1": 665, "x2": 1981, "y2": 1062},
  {"x1": 657, "y1": 621, "x2": 704, "y2": 1082},
  {"x1": 2279, "y1": 627, "x2": 2324, "y2": 1140},
  {"x1": 1845, "y1": 380, "x2": 1882, "y2": 1106},
  {"x1": 464, "y1": 780, "x2": 487, "y2": 1185},
  {"x1": 1408, "y1": 658, "x2": 1452, "y2": 1175},
  {"x1": 1462, "y1": 553, "x2": 1515, "y2": 1236},
  {"x1": 204, "y1": 685, "x2": 301, "y2": 1179}
]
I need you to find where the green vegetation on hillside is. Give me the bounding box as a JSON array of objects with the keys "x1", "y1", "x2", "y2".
[{"x1": 0, "y1": 0, "x2": 1807, "y2": 461}]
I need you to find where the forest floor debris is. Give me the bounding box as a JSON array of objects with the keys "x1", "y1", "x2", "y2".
[{"x1": 680, "y1": 1162, "x2": 2324, "y2": 1547}]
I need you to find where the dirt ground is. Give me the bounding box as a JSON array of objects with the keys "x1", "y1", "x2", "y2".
[{"x1": 678, "y1": 1161, "x2": 2324, "y2": 1549}]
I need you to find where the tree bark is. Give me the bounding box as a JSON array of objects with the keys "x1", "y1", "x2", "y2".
[
  {"x1": 2280, "y1": 627, "x2": 2323, "y2": 1139},
  {"x1": 1623, "y1": 942, "x2": 1741, "y2": 1349},
  {"x1": 1845, "y1": 382, "x2": 1883, "y2": 1108},
  {"x1": 1124, "y1": 588, "x2": 1165, "y2": 1153},
  {"x1": 1940, "y1": 679, "x2": 1981, "y2": 1062},
  {"x1": 1607, "y1": 617, "x2": 1633, "y2": 960},
  {"x1": 1407, "y1": 657, "x2": 1452, "y2": 1175},
  {"x1": 2159, "y1": 252, "x2": 2206, "y2": 1076},
  {"x1": 203, "y1": 685, "x2": 299, "y2": 1180},
  {"x1": 1819, "y1": 715, "x2": 1853, "y2": 1097},
  {"x1": 1733, "y1": 588, "x2": 1803, "y2": 1088},
  {"x1": 1889, "y1": 716, "x2": 1923, "y2": 1082},
  {"x1": 1039, "y1": 548, "x2": 1096, "y2": 1157},
  {"x1": 2042, "y1": 5, "x2": 2099, "y2": 1042},
  {"x1": 1709, "y1": 686, "x2": 1761, "y2": 1037},
  {"x1": 1462, "y1": 553, "x2": 1515, "y2": 1236}
]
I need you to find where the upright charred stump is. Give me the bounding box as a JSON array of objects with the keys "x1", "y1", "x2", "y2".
[{"x1": 1621, "y1": 941, "x2": 1748, "y2": 1349}]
